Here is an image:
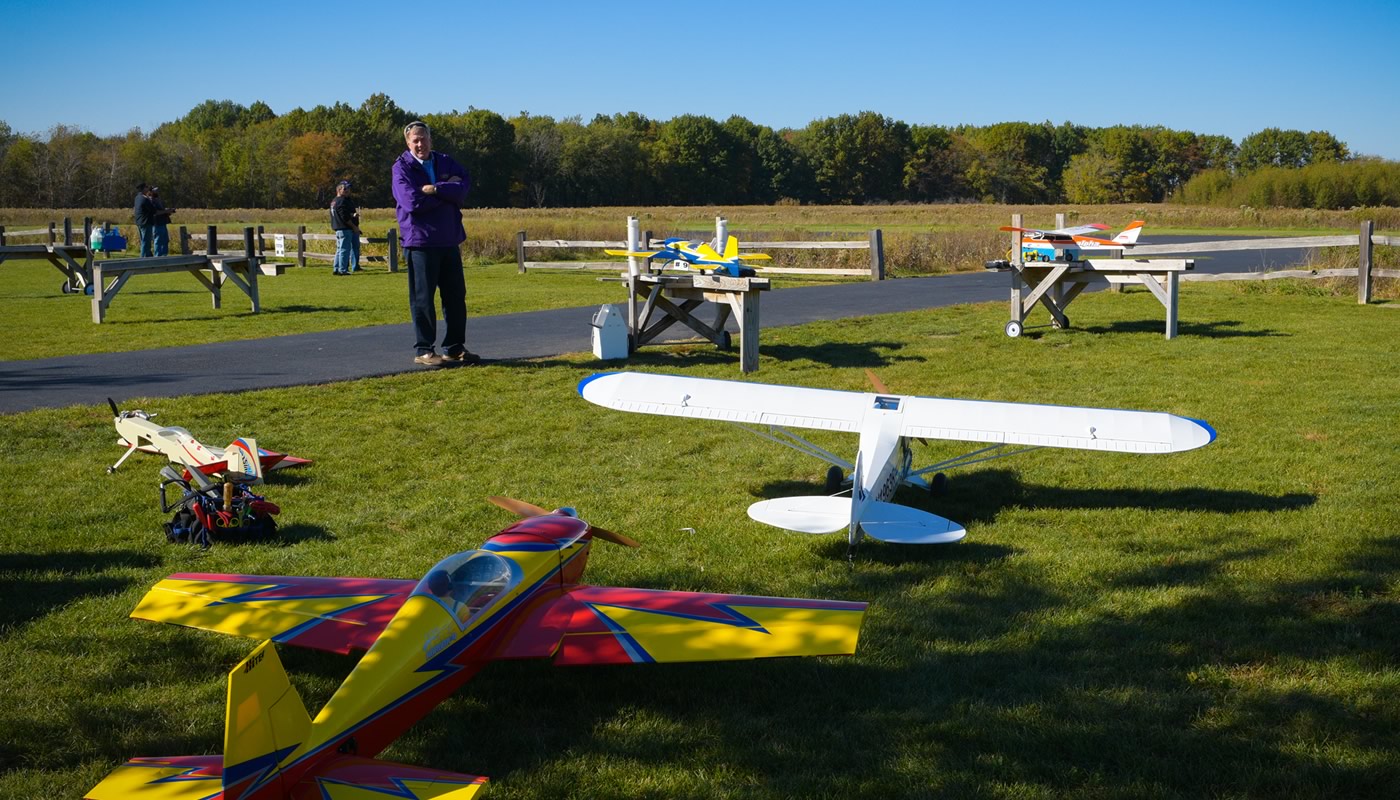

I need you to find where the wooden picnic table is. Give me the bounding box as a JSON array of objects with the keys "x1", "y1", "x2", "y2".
[
  {"x1": 626, "y1": 272, "x2": 771, "y2": 372},
  {"x1": 0, "y1": 243, "x2": 92, "y2": 293},
  {"x1": 991, "y1": 258, "x2": 1195, "y2": 340}
]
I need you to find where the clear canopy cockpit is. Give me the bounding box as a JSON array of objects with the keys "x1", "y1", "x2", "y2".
[{"x1": 414, "y1": 550, "x2": 518, "y2": 626}]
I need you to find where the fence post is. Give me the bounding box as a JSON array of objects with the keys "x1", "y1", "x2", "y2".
[
  {"x1": 48, "y1": 222, "x2": 56, "y2": 245},
  {"x1": 0, "y1": 225, "x2": 5, "y2": 246},
  {"x1": 83, "y1": 217, "x2": 92, "y2": 248},
  {"x1": 1010, "y1": 214, "x2": 1024, "y2": 326},
  {"x1": 643, "y1": 229, "x2": 653, "y2": 273},
  {"x1": 387, "y1": 228, "x2": 398, "y2": 272},
  {"x1": 257, "y1": 225, "x2": 265, "y2": 255},
  {"x1": 296, "y1": 225, "x2": 305, "y2": 268},
  {"x1": 1359, "y1": 220, "x2": 1374, "y2": 305},
  {"x1": 63, "y1": 217, "x2": 73, "y2": 246},
  {"x1": 206, "y1": 225, "x2": 218, "y2": 255},
  {"x1": 868, "y1": 229, "x2": 885, "y2": 281},
  {"x1": 243, "y1": 226, "x2": 259, "y2": 312},
  {"x1": 179, "y1": 226, "x2": 190, "y2": 255},
  {"x1": 516, "y1": 230, "x2": 526, "y2": 273}
]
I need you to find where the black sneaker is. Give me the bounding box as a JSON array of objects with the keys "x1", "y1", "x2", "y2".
[{"x1": 442, "y1": 349, "x2": 482, "y2": 365}]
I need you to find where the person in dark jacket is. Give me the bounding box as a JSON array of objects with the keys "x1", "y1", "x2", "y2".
[
  {"x1": 392, "y1": 121, "x2": 478, "y2": 366},
  {"x1": 133, "y1": 183, "x2": 157, "y2": 257},
  {"x1": 330, "y1": 180, "x2": 361, "y2": 275},
  {"x1": 150, "y1": 187, "x2": 175, "y2": 256}
]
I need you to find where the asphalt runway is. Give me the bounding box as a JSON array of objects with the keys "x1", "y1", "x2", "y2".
[{"x1": 0, "y1": 236, "x2": 1322, "y2": 414}]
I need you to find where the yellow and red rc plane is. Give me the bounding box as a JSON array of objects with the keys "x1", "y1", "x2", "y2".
[{"x1": 87, "y1": 498, "x2": 867, "y2": 800}]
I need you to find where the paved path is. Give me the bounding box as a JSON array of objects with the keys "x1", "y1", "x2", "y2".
[
  {"x1": 0, "y1": 236, "x2": 1319, "y2": 414},
  {"x1": 0, "y1": 271, "x2": 1009, "y2": 413}
]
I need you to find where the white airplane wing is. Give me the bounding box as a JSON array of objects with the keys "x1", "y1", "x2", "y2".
[
  {"x1": 580, "y1": 372, "x2": 1215, "y2": 454},
  {"x1": 1051, "y1": 224, "x2": 1111, "y2": 236},
  {"x1": 899, "y1": 396, "x2": 1215, "y2": 454},
  {"x1": 578, "y1": 372, "x2": 867, "y2": 432}
]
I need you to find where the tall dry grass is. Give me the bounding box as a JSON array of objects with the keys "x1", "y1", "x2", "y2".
[{"x1": 4, "y1": 204, "x2": 1397, "y2": 276}]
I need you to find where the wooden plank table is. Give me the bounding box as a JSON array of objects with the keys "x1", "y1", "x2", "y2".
[
  {"x1": 992, "y1": 258, "x2": 1195, "y2": 339},
  {"x1": 90, "y1": 254, "x2": 284, "y2": 323},
  {"x1": 627, "y1": 273, "x2": 771, "y2": 372},
  {"x1": 0, "y1": 243, "x2": 92, "y2": 293}
]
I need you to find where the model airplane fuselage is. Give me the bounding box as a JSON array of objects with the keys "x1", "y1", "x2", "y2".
[
  {"x1": 87, "y1": 507, "x2": 867, "y2": 800},
  {"x1": 579, "y1": 372, "x2": 1216, "y2": 550},
  {"x1": 108, "y1": 400, "x2": 310, "y2": 488},
  {"x1": 1001, "y1": 221, "x2": 1145, "y2": 263},
  {"x1": 606, "y1": 235, "x2": 771, "y2": 278}
]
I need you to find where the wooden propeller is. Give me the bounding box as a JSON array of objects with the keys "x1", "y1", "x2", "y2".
[{"x1": 486, "y1": 496, "x2": 640, "y2": 547}]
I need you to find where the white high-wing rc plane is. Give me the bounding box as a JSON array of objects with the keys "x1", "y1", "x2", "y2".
[{"x1": 578, "y1": 372, "x2": 1215, "y2": 551}]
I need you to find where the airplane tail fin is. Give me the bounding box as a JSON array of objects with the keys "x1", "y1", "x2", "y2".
[
  {"x1": 224, "y1": 437, "x2": 264, "y2": 483},
  {"x1": 1113, "y1": 221, "x2": 1145, "y2": 245},
  {"x1": 222, "y1": 640, "x2": 312, "y2": 797}
]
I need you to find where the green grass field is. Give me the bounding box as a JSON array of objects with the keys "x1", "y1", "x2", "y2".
[{"x1": 2, "y1": 280, "x2": 1398, "y2": 798}]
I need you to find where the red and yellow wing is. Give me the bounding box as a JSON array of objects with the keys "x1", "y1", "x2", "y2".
[
  {"x1": 130, "y1": 573, "x2": 417, "y2": 654},
  {"x1": 497, "y1": 585, "x2": 866, "y2": 665}
]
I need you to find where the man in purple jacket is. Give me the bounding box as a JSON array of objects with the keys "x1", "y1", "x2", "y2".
[{"x1": 392, "y1": 121, "x2": 479, "y2": 366}]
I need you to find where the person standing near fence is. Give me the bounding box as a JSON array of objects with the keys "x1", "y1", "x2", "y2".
[
  {"x1": 330, "y1": 179, "x2": 361, "y2": 275},
  {"x1": 150, "y1": 187, "x2": 175, "y2": 256},
  {"x1": 133, "y1": 183, "x2": 157, "y2": 257},
  {"x1": 391, "y1": 121, "x2": 478, "y2": 366}
]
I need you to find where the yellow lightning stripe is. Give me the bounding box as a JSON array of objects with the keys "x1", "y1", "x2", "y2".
[
  {"x1": 131, "y1": 578, "x2": 387, "y2": 641},
  {"x1": 588, "y1": 603, "x2": 864, "y2": 662}
]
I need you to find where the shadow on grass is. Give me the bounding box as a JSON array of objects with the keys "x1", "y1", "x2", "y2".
[
  {"x1": 1078, "y1": 318, "x2": 1289, "y2": 338},
  {"x1": 105, "y1": 303, "x2": 357, "y2": 325},
  {"x1": 761, "y1": 340, "x2": 920, "y2": 369},
  {"x1": 0, "y1": 550, "x2": 157, "y2": 631}
]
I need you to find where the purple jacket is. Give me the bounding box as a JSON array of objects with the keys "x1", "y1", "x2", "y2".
[{"x1": 391, "y1": 150, "x2": 471, "y2": 248}]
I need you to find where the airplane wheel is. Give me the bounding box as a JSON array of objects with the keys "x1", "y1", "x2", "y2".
[
  {"x1": 1005, "y1": 320, "x2": 1023, "y2": 338},
  {"x1": 824, "y1": 465, "x2": 845, "y2": 494},
  {"x1": 929, "y1": 472, "x2": 948, "y2": 497},
  {"x1": 61, "y1": 281, "x2": 73, "y2": 294},
  {"x1": 718, "y1": 330, "x2": 733, "y2": 350}
]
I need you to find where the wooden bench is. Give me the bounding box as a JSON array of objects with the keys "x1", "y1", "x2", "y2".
[
  {"x1": 0, "y1": 243, "x2": 92, "y2": 293},
  {"x1": 627, "y1": 272, "x2": 771, "y2": 372},
  {"x1": 90, "y1": 253, "x2": 281, "y2": 323},
  {"x1": 992, "y1": 258, "x2": 1195, "y2": 339}
]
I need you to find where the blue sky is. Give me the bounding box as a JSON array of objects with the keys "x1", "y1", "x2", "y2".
[{"x1": 3, "y1": 0, "x2": 1397, "y2": 159}]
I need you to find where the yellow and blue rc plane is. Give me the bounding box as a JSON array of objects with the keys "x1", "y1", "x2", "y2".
[
  {"x1": 606, "y1": 235, "x2": 772, "y2": 277},
  {"x1": 87, "y1": 498, "x2": 867, "y2": 800}
]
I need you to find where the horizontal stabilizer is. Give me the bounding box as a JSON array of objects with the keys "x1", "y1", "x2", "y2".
[
  {"x1": 748, "y1": 495, "x2": 851, "y2": 534},
  {"x1": 858, "y1": 501, "x2": 966, "y2": 544},
  {"x1": 300, "y1": 756, "x2": 488, "y2": 799},
  {"x1": 603, "y1": 249, "x2": 661, "y2": 258}
]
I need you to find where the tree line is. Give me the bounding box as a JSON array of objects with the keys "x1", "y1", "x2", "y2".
[{"x1": 0, "y1": 94, "x2": 1368, "y2": 211}]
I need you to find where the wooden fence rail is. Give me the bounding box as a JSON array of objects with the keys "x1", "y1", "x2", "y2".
[
  {"x1": 515, "y1": 217, "x2": 884, "y2": 280},
  {"x1": 1120, "y1": 222, "x2": 1391, "y2": 304}
]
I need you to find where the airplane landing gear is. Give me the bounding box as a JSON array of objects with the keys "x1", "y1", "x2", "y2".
[{"x1": 824, "y1": 465, "x2": 845, "y2": 494}]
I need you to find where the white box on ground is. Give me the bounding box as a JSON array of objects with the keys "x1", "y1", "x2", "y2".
[{"x1": 591, "y1": 304, "x2": 629, "y2": 360}]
